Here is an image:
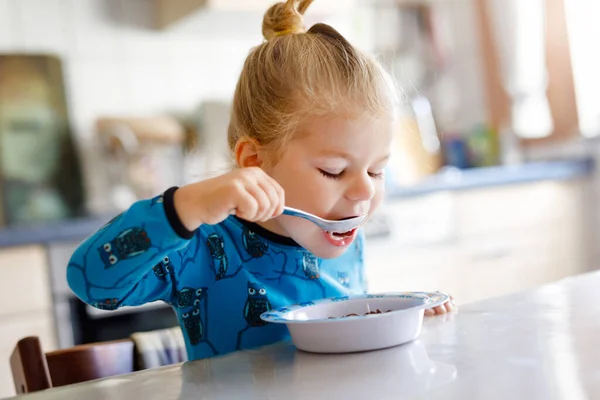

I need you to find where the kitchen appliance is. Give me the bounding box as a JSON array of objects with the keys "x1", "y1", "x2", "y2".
[
  {"x1": 96, "y1": 116, "x2": 186, "y2": 210},
  {"x1": 0, "y1": 54, "x2": 85, "y2": 226},
  {"x1": 68, "y1": 297, "x2": 179, "y2": 345}
]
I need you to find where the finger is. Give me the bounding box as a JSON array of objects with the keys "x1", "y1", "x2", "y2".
[
  {"x1": 257, "y1": 170, "x2": 285, "y2": 218},
  {"x1": 446, "y1": 300, "x2": 456, "y2": 312},
  {"x1": 433, "y1": 305, "x2": 446, "y2": 314},
  {"x1": 235, "y1": 189, "x2": 260, "y2": 221},
  {"x1": 424, "y1": 308, "x2": 435, "y2": 317},
  {"x1": 269, "y1": 177, "x2": 285, "y2": 217},
  {"x1": 244, "y1": 182, "x2": 273, "y2": 221},
  {"x1": 257, "y1": 179, "x2": 281, "y2": 221},
  {"x1": 246, "y1": 168, "x2": 278, "y2": 221}
]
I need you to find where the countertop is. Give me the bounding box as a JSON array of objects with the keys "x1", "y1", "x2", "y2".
[
  {"x1": 7, "y1": 271, "x2": 600, "y2": 400},
  {"x1": 0, "y1": 158, "x2": 593, "y2": 248},
  {"x1": 0, "y1": 214, "x2": 112, "y2": 248},
  {"x1": 387, "y1": 157, "x2": 594, "y2": 198}
]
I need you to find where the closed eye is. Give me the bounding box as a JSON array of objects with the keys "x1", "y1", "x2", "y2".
[
  {"x1": 368, "y1": 171, "x2": 384, "y2": 179},
  {"x1": 318, "y1": 169, "x2": 344, "y2": 180}
]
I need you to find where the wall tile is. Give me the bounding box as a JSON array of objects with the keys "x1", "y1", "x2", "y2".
[
  {"x1": 0, "y1": 0, "x2": 14, "y2": 48},
  {"x1": 14, "y1": 0, "x2": 72, "y2": 54}
]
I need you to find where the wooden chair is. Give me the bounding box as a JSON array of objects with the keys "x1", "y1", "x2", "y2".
[{"x1": 10, "y1": 336, "x2": 136, "y2": 394}]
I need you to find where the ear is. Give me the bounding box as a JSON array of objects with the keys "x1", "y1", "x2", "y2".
[{"x1": 234, "y1": 137, "x2": 263, "y2": 168}]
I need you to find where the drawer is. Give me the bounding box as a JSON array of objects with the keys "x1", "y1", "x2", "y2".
[
  {"x1": 545, "y1": 225, "x2": 588, "y2": 280},
  {"x1": 458, "y1": 227, "x2": 577, "y2": 303},
  {"x1": 0, "y1": 311, "x2": 56, "y2": 398},
  {"x1": 455, "y1": 181, "x2": 583, "y2": 237},
  {"x1": 0, "y1": 245, "x2": 52, "y2": 315}
]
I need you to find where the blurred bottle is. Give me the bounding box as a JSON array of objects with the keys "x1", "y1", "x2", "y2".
[
  {"x1": 442, "y1": 135, "x2": 470, "y2": 169},
  {"x1": 390, "y1": 95, "x2": 443, "y2": 186},
  {"x1": 465, "y1": 124, "x2": 500, "y2": 167}
]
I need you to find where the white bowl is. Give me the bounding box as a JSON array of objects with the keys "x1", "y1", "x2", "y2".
[{"x1": 261, "y1": 292, "x2": 449, "y2": 354}]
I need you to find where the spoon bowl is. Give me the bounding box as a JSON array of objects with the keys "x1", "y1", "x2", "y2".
[{"x1": 282, "y1": 207, "x2": 367, "y2": 233}]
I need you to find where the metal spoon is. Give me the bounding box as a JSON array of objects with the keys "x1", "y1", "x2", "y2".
[{"x1": 282, "y1": 207, "x2": 367, "y2": 233}]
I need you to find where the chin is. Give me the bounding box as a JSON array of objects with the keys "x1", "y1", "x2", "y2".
[{"x1": 304, "y1": 244, "x2": 350, "y2": 259}]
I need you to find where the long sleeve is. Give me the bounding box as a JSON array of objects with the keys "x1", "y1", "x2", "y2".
[{"x1": 66, "y1": 187, "x2": 196, "y2": 310}]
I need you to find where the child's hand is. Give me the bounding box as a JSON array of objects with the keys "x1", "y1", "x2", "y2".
[
  {"x1": 424, "y1": 294, "x2": 456, "y2": 316},
  {"x1": 174, "y1": 167, "x2": 285, "y2": 230}
]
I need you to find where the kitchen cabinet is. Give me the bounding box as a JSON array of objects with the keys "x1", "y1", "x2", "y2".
[
  {"x1": 0, "y1": 246, "x2": 53, "y2": 315},
  {"x1": 365, "y1": 179, "x2": 590, "y2": 305},
  {"x1": 0, "y1": 245, "x2": 56, "y2": 398}
]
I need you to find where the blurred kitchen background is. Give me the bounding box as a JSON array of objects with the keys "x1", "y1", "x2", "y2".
[{"x1": 0, "y1": 0, "x2": 599, "y2": 396}]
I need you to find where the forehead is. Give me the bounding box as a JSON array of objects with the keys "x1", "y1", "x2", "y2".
[{"x1": 292, "y1": 114, "x2": 393, "y2": 154}]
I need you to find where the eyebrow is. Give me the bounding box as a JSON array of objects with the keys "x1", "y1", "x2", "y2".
[
  {"x1": 376, "y1": 154, "x2": 391, "y2": 163},
  {"x1": 316, "y1": 151, "x2": 352, "y2": 160},
  {"x1": 316, "y1": 151, "x2": 391, "y2": 164}
]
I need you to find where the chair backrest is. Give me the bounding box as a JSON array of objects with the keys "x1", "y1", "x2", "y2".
[{"x1": 11, "y1": 336, "x2": 135, "y2": 394}]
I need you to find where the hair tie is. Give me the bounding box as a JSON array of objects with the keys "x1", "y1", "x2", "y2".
[{"x1": 272, "y1": 28, "x2": 303, "y2": 37}]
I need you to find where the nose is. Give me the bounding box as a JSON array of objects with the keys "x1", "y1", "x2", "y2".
[{"x1": 344, "y1": 173, "x2": 376, "y2": 202}]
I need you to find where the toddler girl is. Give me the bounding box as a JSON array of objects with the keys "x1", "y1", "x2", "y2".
[{"x1": 67, "y1": 0, "x2": 452, "y2": 360}]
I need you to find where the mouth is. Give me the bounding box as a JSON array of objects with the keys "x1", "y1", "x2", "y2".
[{"x1": 323, "y1": 228, "x2": 358, "y2": 247}]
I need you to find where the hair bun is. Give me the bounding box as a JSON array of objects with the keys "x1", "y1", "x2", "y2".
[{"x1": 262, "y1": 0, "x2": 315, "y2": 41}]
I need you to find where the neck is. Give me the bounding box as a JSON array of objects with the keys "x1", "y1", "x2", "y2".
[
  {"x1": 233, "y1": 216, "x2": 300, "y2": 247},
  {"x1": 255, "y1": 218, "x2": 289, "y2": 237}
]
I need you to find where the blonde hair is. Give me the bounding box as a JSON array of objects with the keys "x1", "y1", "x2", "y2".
[{"x1": 228, "y1": 0, "x2": 398, "y2": 160}]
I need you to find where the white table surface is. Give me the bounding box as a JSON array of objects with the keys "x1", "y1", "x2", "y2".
[{"x1": 7, "y1": 271, "x2": 600, "y2": 400}]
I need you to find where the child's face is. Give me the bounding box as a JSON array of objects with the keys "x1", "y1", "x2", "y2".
[{"x1": 261, "y1": 114, "x2": 393, "y2": 258}]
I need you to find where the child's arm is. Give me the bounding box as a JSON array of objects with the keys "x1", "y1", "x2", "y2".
[
  {"x1": 66, "y1": 187, "x2": 195, "y2": 308},
  {"x1": 67, "y1": 167, "x2": 285, "y2": 309}
]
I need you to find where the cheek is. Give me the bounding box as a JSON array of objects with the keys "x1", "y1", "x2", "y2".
[
  {"x1": 275, "y1": 169, "x2": 335, "y2": 210},
  {"x1": 369, "y1": 181, "x2": 385, "y2": 212}
]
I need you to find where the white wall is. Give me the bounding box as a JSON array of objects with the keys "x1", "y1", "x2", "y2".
[{"x1": 0, "y1": 0, "x2": 369, "y2": 212}]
